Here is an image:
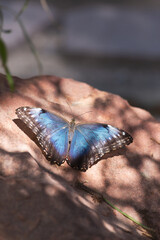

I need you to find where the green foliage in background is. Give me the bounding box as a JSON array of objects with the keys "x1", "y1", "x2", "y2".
[
  {"x1": 0, "y1": 38, "x2": 14, "y2": 90},
  {"x1": 0, "y1": 0, "x2": 42, "y2": 90}
]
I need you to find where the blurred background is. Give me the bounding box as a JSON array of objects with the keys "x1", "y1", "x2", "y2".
[{"x1": 0, "y1": 0, "x2": 160, "y2": 120}]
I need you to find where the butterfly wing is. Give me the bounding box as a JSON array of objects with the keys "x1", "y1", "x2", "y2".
[
  {"x1": 68, "y1": 123, "x2": 133, "y2": 171},
  {"x1": 16, "y1": 107, "x2": 69, "y2": 165}
]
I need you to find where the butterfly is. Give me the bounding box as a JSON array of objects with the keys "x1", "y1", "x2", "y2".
[{"x1": 15, "y1": 107, "x2": 133, "y2": 171}]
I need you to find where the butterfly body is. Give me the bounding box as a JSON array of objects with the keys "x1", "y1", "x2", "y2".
[{"x1": 16, "y1": 107, "x2": 133, "y2": 171}]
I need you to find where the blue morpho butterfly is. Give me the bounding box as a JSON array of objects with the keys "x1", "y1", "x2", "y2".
[{"x1": 16, "y1": 106, "x2": 133, "y2": 171}]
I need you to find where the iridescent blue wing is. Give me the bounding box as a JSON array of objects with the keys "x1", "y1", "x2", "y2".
[
  {"x1": 16, "y1": 107, "x2": 69, "y2": 165},
  {"x1": 68, "y1": 124, "x2": 133, "y2": 171}
]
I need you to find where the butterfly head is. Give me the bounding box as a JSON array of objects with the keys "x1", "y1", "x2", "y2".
[{"x1": 70, "y1": 118, "x2": 76, "y2": 127}]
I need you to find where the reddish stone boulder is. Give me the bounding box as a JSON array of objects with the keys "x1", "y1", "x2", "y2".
[{"x1": 0, "y1": 74, "x2": 159, "y2": 240}]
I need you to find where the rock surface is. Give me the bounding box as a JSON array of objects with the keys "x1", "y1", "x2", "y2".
[{"x1": 0, "y1": 74, "x2": 160, "y2": 240}]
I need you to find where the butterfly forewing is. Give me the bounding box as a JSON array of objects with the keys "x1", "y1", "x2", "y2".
[
  {"x1": 16, "y1": 107, "x2": 69, "y2": 165},
  {"x1": 16, "y1": 107, "x2": 133, "y2": 171},
  {"x1": 68, "y1": 124, "x2": 133, "y2": 171}
]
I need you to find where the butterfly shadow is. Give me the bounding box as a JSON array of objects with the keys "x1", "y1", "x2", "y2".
[
  {"x1": 13, "y1": 118, "x2": 50, "y2": 160},
  {"x1": 91, "y1": 148, "x2": 128, "y2": 169}
]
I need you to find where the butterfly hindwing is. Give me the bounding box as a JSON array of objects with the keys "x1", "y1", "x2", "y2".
[
  {"x1": 16, "y1": 107, "x2": 133, "y2": 171},
  {"x1": 16, "y1": 107, "x2": 69, "y2": 165},
  {"x1": 68, "y1": 124, "x2": 133, "y2": 171}
]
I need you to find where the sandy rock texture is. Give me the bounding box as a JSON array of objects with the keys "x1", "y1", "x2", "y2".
[{"x1": 0, "y1": 74, "x2": 159, "y2": 240}]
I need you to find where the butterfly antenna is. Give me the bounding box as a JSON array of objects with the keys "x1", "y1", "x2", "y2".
[
  {"x1": 75, "y1": 110, "x2": 93, "y2": 119},
  {"x1": 65, "y1": 99, "x2": 92, "y2": 119},
  {"x1": 66, "y1": 99, "x2": 73, "y2": 116}
]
